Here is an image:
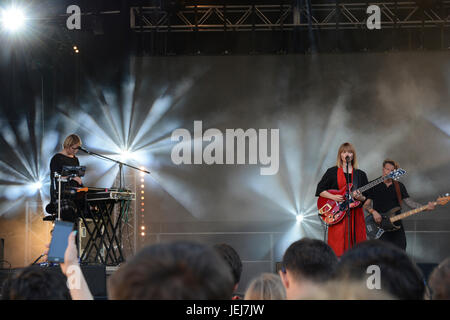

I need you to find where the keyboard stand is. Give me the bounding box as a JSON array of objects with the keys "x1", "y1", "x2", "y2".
[{"x1": 78, "y1": 198, "x2": 131, "y2": 266}]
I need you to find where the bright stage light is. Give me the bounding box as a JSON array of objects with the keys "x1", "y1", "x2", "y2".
[
  {"x1": 119, "y1": 149, "x2": 131, "y2": 161},
  {"x1": 296, "y1": 214, "x2": 304, "y2": 223},
  {"x1": 31, "y1": 181, "x2": 42, "y2": 190},
  {"x1": 1, "y1": 7, "x2": 26, "y2": 32}
]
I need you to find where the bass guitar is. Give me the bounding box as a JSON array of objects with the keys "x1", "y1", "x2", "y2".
[
  {"x1": 317, "y1": 168, "x2": 406, "y2": 226},
  {"x1": 366, "y1": 194, "x2": 450, "y2": 239}
]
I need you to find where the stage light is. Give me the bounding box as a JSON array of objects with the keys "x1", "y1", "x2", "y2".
[
  {"x1": 73, "y1": 46, "x2": 78, "y2": 50},
  {"x1": 141, "y1": 226, "x2": 145, "y2": 230},
  {"x1": 118, "y1": 149, "x2": 140, "y2": 162},
  {"x1": 119, "y1": 149, "x2": 131, "y2": 161},
  {"x1": 1, "y1": 6, "x2": 26, "y2": 32},
  {"x1": 30, "y1": 181, "x2": 42, "y2": 191},
  {"x1": 296, "y1": 214, "x2": 304, "y2": 223}
]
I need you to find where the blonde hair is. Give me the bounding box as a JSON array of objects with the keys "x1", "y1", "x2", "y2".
[
  {"x1": 244, "y1": 273, "x2": 286, "y2": 300},
  {"x1": 62, "y1": 134, "x2": 82, "y2": 149},
  {"x1": 336, "y1": 142, "x2": 358, "y2": 169}
]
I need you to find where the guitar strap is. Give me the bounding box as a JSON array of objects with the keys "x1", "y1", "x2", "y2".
[{"x1": 393, "y1": 181, "x2": 403, "y2": 206}]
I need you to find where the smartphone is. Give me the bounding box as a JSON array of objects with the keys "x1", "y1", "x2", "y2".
[{"x1": 48, "y1": 220, "x2": 74, "y2": 263}]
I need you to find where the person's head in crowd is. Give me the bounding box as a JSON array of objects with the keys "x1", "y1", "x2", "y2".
[
  {"x1": 279, "y1": 238, "x2": 338, "y2": 299},
  {"x1": 108, "y1": 241, "x2": 234, "y2": 300},
  {"x1": 301, "y1": 280, "x2": 395, "y2": 300},
  {"x1": 213, "y1": 243, "x2": 243, "y2": 293},
  {"x1": 244, "y1": 273, "x2": 286, "y2": 300},
  {"x1": 427, "y1": 256, "x2": 450, "y2": 300},
  {"x1": 334, "y1": 240, "x2": 425, "y2": 300},
  {"x1": 1, "y1": 265, "x2": 71, "y2": 300}
]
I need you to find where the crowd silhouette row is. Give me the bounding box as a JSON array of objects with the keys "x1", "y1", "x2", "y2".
[{"x1": 1, "y1": 233, "x2": 449, "y2": 300}]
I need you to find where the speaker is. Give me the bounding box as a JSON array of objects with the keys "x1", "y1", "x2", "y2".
[
  {"x1": 78, "y1": 219, "x2": 105, "y2": 263},
  {"x1": 81, "y1": 264, "x2": 107, "y2": 299}
]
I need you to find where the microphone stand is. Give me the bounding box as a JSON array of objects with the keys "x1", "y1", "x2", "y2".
[
  {"x1": 54, "y1": 172, "x2": 66, "y2": 221},
  {"x1": 78, "y1": 147, "x2": 150, "y2": 189},
  {"x1": 346, "y1": 159, "x2": 352, "y2": 251}
]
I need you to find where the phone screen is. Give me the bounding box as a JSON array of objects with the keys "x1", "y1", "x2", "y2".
[{"x1": 48, "y1": 220, "x2": 74, "y2": 263}]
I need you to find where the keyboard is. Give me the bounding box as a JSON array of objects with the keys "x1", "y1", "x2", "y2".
[{"x1": 65, "y1": 186, "x2": 136, "y2": 201}]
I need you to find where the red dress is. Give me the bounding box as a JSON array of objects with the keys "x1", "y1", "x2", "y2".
[{"x1": 325, "y1": 167, "x2": 367, "y2": 257}]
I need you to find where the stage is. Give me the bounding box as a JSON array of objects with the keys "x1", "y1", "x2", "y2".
[{"x1": 0, "y1": 0, "x2": 449, "y2": 299}]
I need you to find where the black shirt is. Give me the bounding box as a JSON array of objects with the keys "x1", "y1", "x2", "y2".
[
  {"x1": 366, "y1": 181, "x2": 409, "y2": 214},
  {"x1": 49, "y1": 153, "x2": 81, "y2": 203},
  {"x1": 315, "y1": 166, "x2": 369, "y2": 197}
]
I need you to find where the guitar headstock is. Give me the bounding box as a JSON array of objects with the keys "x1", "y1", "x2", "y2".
[
  {"x1": 388, "y1": 168, "x2": 406, "y2": 180},
  {"x1": 437, "y1": 193, "x2": 450, "y2": 206}
]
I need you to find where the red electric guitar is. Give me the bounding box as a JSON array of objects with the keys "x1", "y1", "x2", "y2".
[{"x1": 317, "y1": 168, "x2": 406, "y2": 226}]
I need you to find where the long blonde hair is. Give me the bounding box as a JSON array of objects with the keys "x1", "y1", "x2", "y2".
[{"x1": 336, "y1": 142, "x2": 358, "y2": 169}]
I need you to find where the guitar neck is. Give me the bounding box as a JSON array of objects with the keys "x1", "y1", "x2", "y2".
[
  {"x1": 357, "y1": 176, "x2": 389, "y2": 193},
  {"x1": 390, "y1": 202, "x2": 435, "y2": 223}
]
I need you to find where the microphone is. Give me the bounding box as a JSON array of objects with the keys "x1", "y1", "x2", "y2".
[
  {"x1": 77, "y1": 146, "x2": 89, "y2": 153},
  {"x1": 345, "y1": 156, "x2": 351, "y2": 162}
]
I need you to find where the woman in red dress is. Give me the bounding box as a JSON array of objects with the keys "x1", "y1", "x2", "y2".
[{"x1": 315, "y1": 142, "x2": 369, "y2": 257}]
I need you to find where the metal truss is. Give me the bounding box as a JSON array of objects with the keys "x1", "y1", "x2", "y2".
[{"x1": 130, "y1": 1, "x2": 450, "y2": 32}]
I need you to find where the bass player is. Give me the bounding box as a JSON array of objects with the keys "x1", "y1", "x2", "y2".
[{"x1": 363, "y1": 159, "x2": 435, "y2": 250}]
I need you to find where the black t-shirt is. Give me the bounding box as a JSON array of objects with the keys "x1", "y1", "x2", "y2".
[
  {"x1": 315, "y1": 166, "x2": 369, "y2": 197},
  {"x1": 366, "y1": 181, "x2": 409, "y2": 214},
  {"x1": 49, "y1": 153, "x2": 81, "y2": 202}
]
